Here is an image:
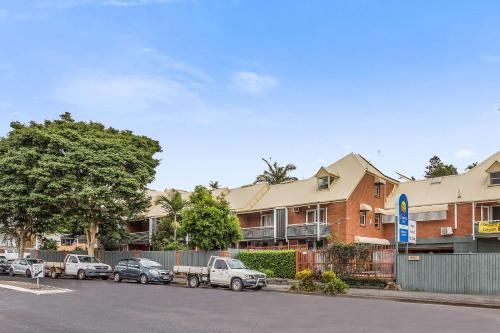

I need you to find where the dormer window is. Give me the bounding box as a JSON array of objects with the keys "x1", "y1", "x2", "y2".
[
  {"x1": 490, "y1": 171, "x2": 500, "y2": 186},
  {"x1": 318, "y1": 176, "x2": 330, "y2": 190}
]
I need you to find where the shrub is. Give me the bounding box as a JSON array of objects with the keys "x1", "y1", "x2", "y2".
[
  {"x1": 40, "y1": 238, "x2": 58, "y2": 251},
  {"x1": 295, "y1": 269, "x2": 314, "y2": 281},
  {"x1": 261, "y1": 269, "x2": 275, "y2": 278},
  {"x1": 295, "y1": 269, "x2": 317, "y2": 292},
  {"x1": 321, "y1": 271, "x2": 337, "y2": 283},
  {"x1": 235, "y1": 250, "x2": 295, "y2": 279},
  {"x1": 321, "y1": 278, "x2": 349, "y2": 295}
]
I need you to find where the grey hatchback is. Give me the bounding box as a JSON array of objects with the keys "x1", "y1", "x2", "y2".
[{"x1": 113, "y1": 258, "x2": 172, "y2": 285}]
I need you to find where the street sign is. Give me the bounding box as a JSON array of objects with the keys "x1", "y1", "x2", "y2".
[
  {"x1": 408, "y1": 219, "x2": 417, "y2": 244},
  {"x1": 397, "y1": 194, "x2": 409, "y2": 243},
  {"x1": 32, "y1": 263, "x2": 45, "y2": 279}
]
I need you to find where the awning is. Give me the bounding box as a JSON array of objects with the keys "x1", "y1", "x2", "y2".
[
  {"x1": 380, "y1": 204, "x2": 448, "y2": 216},
  {"x1": 374, "y1": 176, "x2": 386, "y2": 185},
  {"x1": 375, "y1": 207, "x2": 385, "y2": 214},
  {"x1": 354, "y1": 236, "x2": 390, "y2": 245},
  {"x1": 360, "y1": 203, "x2": 372, "y2": 211}
]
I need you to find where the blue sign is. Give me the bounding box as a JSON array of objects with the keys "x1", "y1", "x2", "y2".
[{"x1": 398, "y1": 194, "x2": 409, "y2": 243}]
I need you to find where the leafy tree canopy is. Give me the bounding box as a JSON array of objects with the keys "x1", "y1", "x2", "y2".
[
  {"x1": 424, "y1": 155, "x2": 458, "y2": 178},
  {"x1": 181, "y1": 185, "x2": 241, "y2": 250},
  {"x1": 254, "y1": 158, "x2": 298, "y2": 185}
]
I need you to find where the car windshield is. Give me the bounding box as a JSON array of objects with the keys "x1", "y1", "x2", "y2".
[
  {"x1": 27, "y1": 259, "x2": 43, "y2": 264},
  {"x1": 78, "y1": 256, "x2": 101, "y2": 263},
  {"x1": 227, "y1": 259, "x2": 246, "y2": 269},
  {"x1": 141, "y1": 260, "x2": 161, "y2": 268}
]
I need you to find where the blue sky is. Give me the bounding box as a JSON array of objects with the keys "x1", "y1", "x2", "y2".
[{"x1": 1, "y1": 0, "x2": 499, "y2": 190}]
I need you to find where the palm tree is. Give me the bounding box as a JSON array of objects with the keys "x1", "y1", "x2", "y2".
[
  {"x1": 156, "y1": 191, "x2": 185, "y2": 241},
  {"x1": 254, "y1": 158, "x2": 298, "y2": 185},
  {"x1": 209, "y1": 180, "x2": 220, "y2": 189}
]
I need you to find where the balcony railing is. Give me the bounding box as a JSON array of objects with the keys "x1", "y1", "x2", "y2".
[
  {"x1": 287, "y1": 223, "x2": 330, "y2": 238},
  {"x1": 474, "y1": 220, "x2": 500, "y2": 237},
  {"x1": 241, "y1": 227, "x2": 274, "y2": 240},
  {"x1": 128, "y1": 231, "x2": 150, "y2": 245},
  {"x1": 241, "y1": 223, "x2": 331, "y2": 241}
]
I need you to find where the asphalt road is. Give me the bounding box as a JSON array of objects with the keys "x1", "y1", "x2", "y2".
[{"x1": 1, "y1": 275, "x2": 500, "y2": 333}]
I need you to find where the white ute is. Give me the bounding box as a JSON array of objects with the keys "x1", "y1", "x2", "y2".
[
  {"x1": 173, "y1": 256, "x2": 267, "y2": 291},
  {"x1": 45, "y1": 254, "x2": 112, "y2": 280}
]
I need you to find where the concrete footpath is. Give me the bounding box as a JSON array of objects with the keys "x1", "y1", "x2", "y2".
[{"x1": 264, "y1": 283, "x2": 500, "y2": 309}]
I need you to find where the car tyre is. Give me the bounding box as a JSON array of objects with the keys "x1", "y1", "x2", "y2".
[
  {"x1": 77, "y1": 269, "x2": 86, "y2": 280},
  {"x1": 114, "y1": 273, "x2": 122, "y2": 283},
  {"x1": 231, "y1": 278, "x2": 243, "y2": 291},
  {"x1": 140, "y1": 274, "x2": 148, "y2": 285},
  {"x1": 26, "y1": 269, "x2": 31, "y2": 278},
  {"x1": 188, "y1": 275, "x2": 199, "y2": 288}
]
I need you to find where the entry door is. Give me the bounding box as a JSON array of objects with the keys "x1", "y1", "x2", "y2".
[
  {"x1": 65, "y1": 256, "x2": 79, "y2": 275},
  {"x1": 210, "y1": 259, "x2": 229, "y2": 284}
]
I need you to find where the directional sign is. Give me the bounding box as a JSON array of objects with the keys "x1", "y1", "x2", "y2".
[
  {"x1": 397, "y1": 194, "x2": 409, "y2": 243},
  {"x1": 32, "y1": 263, "x2": 45, "y2": 279}
]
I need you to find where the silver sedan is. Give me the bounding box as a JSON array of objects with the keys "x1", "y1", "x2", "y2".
[{"x1": 9, "y1": 258, "x2": 44, "y2": 277}]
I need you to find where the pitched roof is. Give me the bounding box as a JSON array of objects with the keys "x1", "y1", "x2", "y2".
[
  {"x1": 224, "y1": 153, "x2": 397, "y2": 212},
  {"x1": 386, "y1": 151, "x2": 500, "y2": 208}
]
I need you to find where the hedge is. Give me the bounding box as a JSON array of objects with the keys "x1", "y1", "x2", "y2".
[{"x1": 235, "y1": 250, "x2": 295, "y2": 279}]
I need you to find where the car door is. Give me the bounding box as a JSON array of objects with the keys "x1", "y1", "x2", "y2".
[
  {"x1": 19, "y1": 259, "x2": 28, "y2": 274},
  {"x1": 11, "y1": 259, "x2": 19, "y2": 273},
  {"x1": 127, "y1": 259, "x2": 141, "y2": 280},
  {"x1": 65, "y1": 255, "x2": 79, "y2": 275},
  {"x1": 210, "y1": 259, "x2": 229, "y2": 285}
]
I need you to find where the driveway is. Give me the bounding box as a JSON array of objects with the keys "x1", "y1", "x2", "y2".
[{"x1": 1, "y1": 275, "x2": 499, "y2": 333}]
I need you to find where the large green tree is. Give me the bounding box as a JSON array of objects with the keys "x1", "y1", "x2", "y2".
[
  {"x1": 181, "y1": 186, "x2": 241, "y2": 250},
  {"x1": 156, "y1": 190, "x2": 185, "y2": 242},
  {"x1": 0, "y1": 123, "x2": 57, "y2": 256},
  {"x1": 424, "y1": 156, "x2": 458, "y2": 178},
  {"x1": 0, "y1": 113, "x2": 161, "y2": 256},
  {"x1": 254, "y1": 158, "x2": 298, "y2": 185}
]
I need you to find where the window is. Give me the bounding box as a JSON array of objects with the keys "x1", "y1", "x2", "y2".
[
  {"x1": 490, "y1": 172, "x2": 500, "y2": 186},
  {"x1": 374, "y1": 213, "x2": 382, "y2": 229},
  {"x1": 318, "y1": 176, "x2": 330, "y2": 190},
  {"x1": 214, "y1": 259, "x2": 228, "y2": 270},
  {"x1": 375, "y1": 183, "x2": 381, "y2": 198},
  {"x1": 360, "y1": 211, "x2": 366, "y2": 226},
  {"x1": 493, "y1": 206, "x2": 500, "y2": 221},
  {"x1": 261, "y1": 214, "x2": 273, "y2": 227},
  {"x1": 306, "y1": 209, "x2": 326, "y2": 223},
  {"x1": 117, "y1": 260, "x2": 128, "y2": 267}
]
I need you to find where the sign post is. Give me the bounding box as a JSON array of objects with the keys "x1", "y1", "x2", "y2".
[
  {"x1": 395, "y1": 194, "x2": 410, "y2": 279},
  {"x1": 32, "y1": 263, "x2": 45, "y2": 288}
]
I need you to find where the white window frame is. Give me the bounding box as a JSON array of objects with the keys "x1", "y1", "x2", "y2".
[
  {"x1": 261, "y1": 214, "x2": 274, "y2": 228},
  {"x1": 317, "y1": 176, "x2": 330, "y2": 190},
  {"x1": 490, "y1": 172, "x2": 500, "y2": 186},
  {"x1": 374, "y1": 213, "x2": 382, "y2": 229},
  {"x1": 375, "y1": 183, "x2": 381, "y2": 198},
  {"x1": 305, "y1": 208, "x2": 327, "y2": 224},
  {"x1": 360, "y1": 211, "x2": 366, "y2": 227}
]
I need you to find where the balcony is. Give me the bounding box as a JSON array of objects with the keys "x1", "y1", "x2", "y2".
[
  {"x1": 474, "y1": 221, "x2": 500, "y2": 238},
  {"x1": 241, "y1": 223, "x2": 331, "y2": 241},
  {"x1": 128, "y1": 231, "x2": 150, "y2": 245},
  {"x1": 241, "y1": 227, "x2": 274, "y2": 240},
  {"x1": 287, "y1": 223, "x2": 330, "y2": 239}
]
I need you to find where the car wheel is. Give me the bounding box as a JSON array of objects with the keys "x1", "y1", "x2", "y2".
[
  {"x1": 26, "y1": 269, "x2": 31, "y2": 278},
  {"x1": 50, "y1": 269, "x2": 58, "y2": 279},
  {"x1": 140, "y1": 274, "x2": 148, "y2": 285},
  {"x1": 231, "y1": 278, "x2": 243, "y2": 291},
  {"x1": 77, "y1": 270, "x2": 86, "y2": 280},
  {"x1": 9, "y1": 268, "x2": 14, "y2": 277},
  {"x1": 114, "y1": 273, "x2": 122, "y2": 283},
  {"x1": 188, "y1": 275, "x2": 199, "y2": 288}
]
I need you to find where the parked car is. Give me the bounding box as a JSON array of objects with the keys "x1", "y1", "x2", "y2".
[
  {"x1": 45, "y1": 254, "x2": 112, "y2": 280},
  {"x1": 0, "y1": 255, "x2": 10, "y2": 274},
  {"x1": 2, "y1": 248, "x2": 30, "y2": 261},
  {"x1": 113, "y1": 258, "x2": 173, "y2": 284},
  {"x1": 9, "y1": 258, "x2": 44, "y2": 277},
  {"x1": 173, "y1": 256, "x2": 267, "y2": 291}
]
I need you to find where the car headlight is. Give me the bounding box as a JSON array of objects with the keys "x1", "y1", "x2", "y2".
[
  {"x1": 245, "y1": 274, "x2": 255, "y2": 279},
  {"x1": 151, "y1": 270, "x2": 159, "y2": 276}
]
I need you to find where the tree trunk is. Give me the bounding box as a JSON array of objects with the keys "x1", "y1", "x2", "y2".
[
  {"x1": 16, "y1": 231, "x2": 27, "y2": 258},
  {"x1": 86, "y1": 223, "x2": 98, "y2": 257}
]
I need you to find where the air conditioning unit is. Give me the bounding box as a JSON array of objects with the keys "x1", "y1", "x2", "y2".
[
  {"x1": 440, "y1": 227, "x2": 453, "y2": 236},
  {"x1": 293, "y1": 207, "x2": 301, "y2": 213}
]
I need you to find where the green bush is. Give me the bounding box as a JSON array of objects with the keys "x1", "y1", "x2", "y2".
[
  {"x1": 320, "y1": 278, "x2": 349, "y2": 295},
  {"x1": 295, "y1": 269, "x2": 318, "y2": 292},
  {"x1": 235, "y1": 250, "x2": 295, "y2": 279},
  {"x1": 295, "y1": 268, "x2": 314, "y2": 281},
  {"x1": 321, "y1": 271, "x2": 337, "y2": 283},
  {"x1": 261, "y1": 269, "x2": 275, "y2": 278},
  {"x1": 40, "y1": 238, "x2": 58, "y2": 251}
]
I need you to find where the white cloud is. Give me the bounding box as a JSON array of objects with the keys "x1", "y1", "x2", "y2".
[
  {"x1": 230, "y1": 71, "x2": 278, "y2": 95},
  {"x1": 51, "y1": 71, "x2": 201, "y2": 114},
  {"x1": 342, "y1": 144, "x2": 353, "y2": 150},
  {"x1": 479, "y1": 54, "x2": 500, "y2": 64},
  {"x1": 0, "y1": 9, "x2": 32, "y2": 20},
  {"x1": 454, "y1": 149, "x2": 475, "y2": 159}
]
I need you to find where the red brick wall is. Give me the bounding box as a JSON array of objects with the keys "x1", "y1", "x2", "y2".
[{"x1": 345, "y1": 174, "x2": 395, "y2": 242}]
